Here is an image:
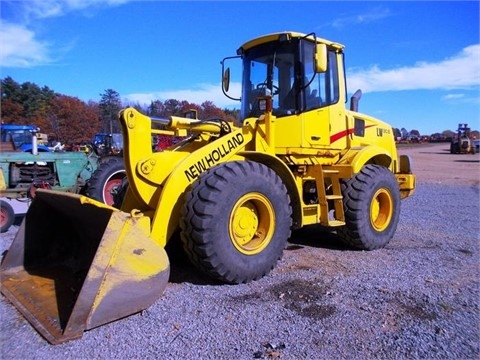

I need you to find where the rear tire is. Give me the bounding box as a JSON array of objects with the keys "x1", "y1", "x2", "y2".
[
  {"x1": 86, "y1": 157, "x2": 126, "y2": 206},
  {"x1": 337, "y1": 165, "x2": 400, "y2": 250},
  {"x1": 0, "y1": 200, "x2": 15, "y2": 233},
  {"x1": 180, "y1": 161, "x2": 292, "y2": 284}
]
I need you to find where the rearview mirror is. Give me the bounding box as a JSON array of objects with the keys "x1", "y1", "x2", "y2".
[
  {"x1": 315, "y1": 44, "x2": 327, "y2": 73},
  {"x1": 222, "y1": 68, "x2": 230, "y2": 92}
]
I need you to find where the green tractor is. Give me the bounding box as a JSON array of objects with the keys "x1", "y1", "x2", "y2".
[{"x1": 0, "y1": 131, "x2": 126, "y2": 232}]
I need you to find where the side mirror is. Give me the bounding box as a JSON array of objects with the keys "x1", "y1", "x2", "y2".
[
  {"x1": 222, "y1": 67, "x2": 230, "y2": 92},
  {"x1": 315, "y1": 44, "x2": 327, "y2": 73},
  {"x1": 221, "y1": 56, "x2": 241, "y2": 101}
]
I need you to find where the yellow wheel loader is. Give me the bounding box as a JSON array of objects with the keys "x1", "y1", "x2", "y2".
[{"x1": 0, "y1": 31, "x2": 415, "y2": 344}]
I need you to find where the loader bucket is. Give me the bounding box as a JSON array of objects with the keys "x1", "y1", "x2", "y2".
[{"x1": 0, "y1": 189, "x2": 170, "y2": 344}]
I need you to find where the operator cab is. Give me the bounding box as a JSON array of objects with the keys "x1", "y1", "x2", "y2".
[{"x1": 222, "y1": 32, "x2": 344, "y2": 122}]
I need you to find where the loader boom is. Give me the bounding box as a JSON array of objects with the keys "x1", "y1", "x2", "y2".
[{"x1": 118, "y1": 108, "x2": 257, "y2": 247}]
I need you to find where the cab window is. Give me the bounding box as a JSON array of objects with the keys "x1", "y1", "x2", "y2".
[{"x1": 300, "y1": 41, "x2": 340, "y2": 111}]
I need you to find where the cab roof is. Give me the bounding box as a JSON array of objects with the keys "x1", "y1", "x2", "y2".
[{"x1": 238, "y1": 31, "x2": 344, "y2": 54}]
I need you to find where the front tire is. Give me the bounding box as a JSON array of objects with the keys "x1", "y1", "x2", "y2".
[
  {"x1": 337, "y1": 165, "x2": 400, "y2": 250},
  {"x1": 86, "y1": 157, "x2": 126, "y2": 206},
  {"x1": 0, "y1": 200, "x2": 15, "y2": 233},
  {"x1": 180, "y1": 161, "x2": 292, "y2": 284}
]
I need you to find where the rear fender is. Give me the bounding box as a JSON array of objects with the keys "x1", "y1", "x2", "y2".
[{"x1": 340, "y1": 145, "x2": 393, "y2": 173}]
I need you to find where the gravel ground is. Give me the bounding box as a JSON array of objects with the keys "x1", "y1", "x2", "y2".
[{"x1": 1, "y1": 144, "x2": 479, "y2": 359}]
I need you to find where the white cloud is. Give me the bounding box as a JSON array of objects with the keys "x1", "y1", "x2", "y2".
[
  {"x1": 1, "y1": 0, "x2": 132, "y2": 68},
  {"x1": 23, "y1": 0, "x2": 131, "y2": 19},
  {"x1": 442, "y1": 94, "x2": 465, "y2": 100},
  {"x1": 0, "y1": 22, "x2": 52, "y2": 67},
  {"x1": 125, "y1": 45, "x2": 480, "y2": 108},
  {"x1": 124, "y1": 82, "x2": 242, "y2": 108},
  {"x1": 348, "y1": 44, "x2": 480, "y2": 93},
  {"x1": 326, "y1": 7, "x2": 392, "y2": 29}
]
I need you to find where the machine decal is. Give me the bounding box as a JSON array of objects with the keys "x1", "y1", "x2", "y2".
[
  {"x1": 184, "y1": 133, "x2": 244, "y2": 182},
  {"x1": 330, "y1": 125, "x2": 376, "y2": 143},
  {"x1": 376, "y1": 127, "x2": 391, "y2": 137}
]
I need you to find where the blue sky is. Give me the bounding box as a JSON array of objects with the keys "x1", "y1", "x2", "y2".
[{"x1": 1, "y1": 0, "x2": 479, "y2": 135}]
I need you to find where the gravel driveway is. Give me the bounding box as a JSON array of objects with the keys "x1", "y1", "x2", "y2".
[{"x1": 1, "y1": 143, "x2": 478, "y2": 359}]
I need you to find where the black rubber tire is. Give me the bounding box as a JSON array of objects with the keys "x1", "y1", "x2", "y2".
[
  {"x1": 86, "y1": 157, "x2": 126, "y2": 206},
  {"x1": 180, "y1": 161, "x2": 292, "y2": 284},
  {"x1": 112, "y1": 177, "x2": 129, "y2": 209},
  {"x1": 0, "y1": 200, "x2": 15, "y2": 233},
  {"x1": 337, "y1": 164, "x2": 400, "y2": 250}
]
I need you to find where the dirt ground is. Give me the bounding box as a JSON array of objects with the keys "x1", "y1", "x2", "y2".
[
  {"x1": 1, "y1": 141, "x2": 479, "y2": 358},
  {"x1": 397, "y1": 142, "x2": 480, "y2": 186}
]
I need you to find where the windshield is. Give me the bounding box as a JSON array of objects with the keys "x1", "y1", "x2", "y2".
[
  {"x1": 1, "y1": 129, "x2": 32, "y2": 148},
  {"x1": 236, "y1": 37, "x2": 340, "y2": 122},
  {"x1": 93, "y1": 134, "x2": 107, "y2": 145},
  {"x1": 240, "y1": 39, "x2": 298, "y2": 120}
]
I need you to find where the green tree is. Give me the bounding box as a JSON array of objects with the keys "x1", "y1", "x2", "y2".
[
  {"x1": 147, "y1": 100, "x2": 165, "y2": 117},
  {"x1": 20, "y1": 82, "x2": 55, "y2": 119},
  {"x1": 99, "y1": 89, "x2": 122, "y2": 133},
  {"x1": 1, "y1": 76, "x2": 55, "y2": 125},
  {"x1": 1, "y1": 76, "x2": 22, "y2": 103},
  {"x1": 162, "y1": 99, "x2": 183, "y2": 116}
]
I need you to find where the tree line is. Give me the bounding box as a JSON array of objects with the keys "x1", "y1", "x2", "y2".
[
  {"x1": 0, "y1": 77, "x2": 239, "y2": 145},
  {"x1": 2, "y1": 77, "x2": 476, "y2": 145}
]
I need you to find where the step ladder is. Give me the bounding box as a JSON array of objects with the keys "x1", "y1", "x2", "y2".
[{"x1": 315, "y1": 167, "x2": 346, "y2": 227}]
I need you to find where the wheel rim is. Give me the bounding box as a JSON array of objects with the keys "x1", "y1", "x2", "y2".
[
  {"x1": 102, "y1": 171, "x2": 125, "y2": 205},
  {"x1": 229, "y1": 193, "x2": 275, "y2": 255},
  {"x1": 370, "y1": 188, "x2": 393, "y2": 231},
  {"x1": 0, "y1": 208, "x2": 8, "y2": 228}
]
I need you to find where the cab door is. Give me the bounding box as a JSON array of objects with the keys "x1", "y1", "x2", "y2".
[{"x1": 302, "y1": 45, "x2": 347, "y2": 150}]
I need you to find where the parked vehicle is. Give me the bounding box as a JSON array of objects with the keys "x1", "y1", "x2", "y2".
[
  {"x1": 1, "y1": 31, "x2": 415, "y2": 344},
  {"x1": 0, "y1": 129, "x2": 126, "y2": 231},
  {"x1": 0, "y1": 124, "x2": 50, "y2": 152},
  {"x1": 450, "y1": 123, "x2": 476, "y2": 154}
]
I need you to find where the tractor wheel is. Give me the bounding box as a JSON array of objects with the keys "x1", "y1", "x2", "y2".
[
  {"x1": 180, "y1": 161, "x2": 292, "y2": 284},
  {"x1": 86, "y1": 157, "x2": 126, "y2": 206},
  {"x1": 0, "y1": 200, "x2": 15, "y2": 233},
  {"x1": 337, "y1": 164, "x2": 400, "y2": 250}
]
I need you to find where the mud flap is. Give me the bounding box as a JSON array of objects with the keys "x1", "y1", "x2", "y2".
[{"x1": 0, "y1": 189, "x2": 170, "y2": 344}]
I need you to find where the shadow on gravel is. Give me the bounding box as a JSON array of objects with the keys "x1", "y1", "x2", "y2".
[
  {"x1": 165, "y1": 225, "x2": 351, "y2": 285},
  {"x1": 418, "y1": 151, "x2": 451, "y2": 155},
  {"x1": 14, "y1": 214, "x2": 24, "y2": 225},
  {"x1": 288, "y1": 224, "x2": 351, "y2": 251},
  {"x1": 454, "y1": 159, "x2": 480, "y2": 163},
  {"x1": 164, "y1": 237, "x2": 223, "y2": 286}
]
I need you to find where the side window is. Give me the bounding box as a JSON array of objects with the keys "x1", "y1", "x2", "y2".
[
  {"x1": 301, "y1": 42, "x2": 320, "y2": 111},
  {"x1": 326, "y1": 50, "x2": 340, "y2": 105},
  {"x1": 302, "y1": 44, "x2": 340, "y2": 110}
]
